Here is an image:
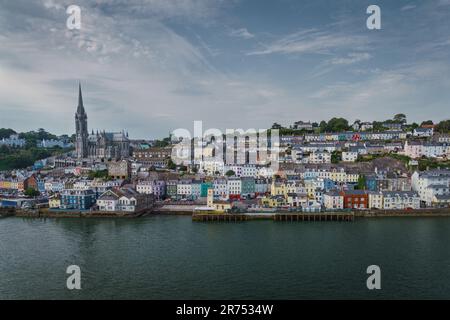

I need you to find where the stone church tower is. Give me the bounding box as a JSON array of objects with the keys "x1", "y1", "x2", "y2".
[{"x1": 75, "y1": 83, "x2": 88, "y2": 159}]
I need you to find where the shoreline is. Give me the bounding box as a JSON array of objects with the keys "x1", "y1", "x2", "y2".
[{"x1": 3, "y1": 207, "x2": 450, "y2": 219}]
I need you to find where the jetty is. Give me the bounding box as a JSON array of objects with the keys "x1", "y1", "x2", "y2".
[
  {"x1": 274, "y1": 212, "x2": 354, "y2": 222},
  {"x1": 192, "y1": 212, "x2": 355, "y2": 222}
]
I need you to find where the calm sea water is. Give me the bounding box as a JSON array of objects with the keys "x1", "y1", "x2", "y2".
[{"x1": 1, "y1": 215, "x2": 450, "y2": 299}]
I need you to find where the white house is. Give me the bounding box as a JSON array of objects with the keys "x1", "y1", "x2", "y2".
[
  {"x1": 308, "y1": 151, "x2": 331, "y2": 164},
  {"x1": 200, "y1": 160, "x2": 224, "y2": 176},
  {"x1": 404, "y1": 141, "x2": 449, "y2": 159},
  {"x1": 413, "y1": 127, "x2": 434, "y2": 137},
  {"x1": 116, "y1": 188, "x2": 151, "y2": 212},
  {"x1": 136, "y1": 180, "x2": 153, "y2": 194},
  {"x1": 323, "y1": 191, "x2": 343, "y2": 210},
  {"x1": 227, "y1": 178, "x2": 242, "y2": 196},
  {"x1": 369, "y1": 192, "x2": 383, "y2": 209},
  {"x1": 342, "y1": 151, "x2": 358, "y2": 162},
  {"x1": 213, "y1": 178, "x2": 228, "y2": 199},
  {"x1": 411, "y1": 170, "x2": 450, "y2": 206},
  {"x1": 97, "y1": 189, "x2": 120, "y2": 211},
  {"x1": 177, "y1": 179, "x2": 192, "y2": 199},
  {"x1": 382, "y1": 191, "x2": 420, "y2": 210},
  {"x1": 360, "y1": 122, "x2": 374, "y2": 131}
]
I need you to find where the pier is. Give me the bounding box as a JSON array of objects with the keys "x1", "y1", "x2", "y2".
[
  {"x1": 192, "y1": 214, "x2": 249, "y2": 222},
  {"x1": 274, "y1": 213, "x2": 354, "y2": 222},
  {"x1": 191, "y1": 212, "x2": 355, "y2": 222}
]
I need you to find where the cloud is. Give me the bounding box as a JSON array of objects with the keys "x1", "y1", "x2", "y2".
[
  {"x1": 1, "y1": 0, "x2": 450, "y2": 135},
  {"x1": 401, "y1": 4, "x2": 416, "y2": 11},
  {"x1": 328, "y1": 52, "x2": 372, "y2": 65},
  {"x1": 247, "y1": 29, "x2": 368, "y2": 56},
  {"x1": 93, "y1": 0, "x2": 230, "y2": 21},
  {"x1": 307, "y1": 60, "x2": 450, "y2": 122},
  {"x1": 0, "y1": 0, "x2": 286, "y2": 137},
  {"x1": 229, "y1": 28, "x2": 255, "y2": 39}
]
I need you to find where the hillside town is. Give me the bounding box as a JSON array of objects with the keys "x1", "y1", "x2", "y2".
[{"x1": 2, "y1": 86, "x2": 450, "y2": 216}]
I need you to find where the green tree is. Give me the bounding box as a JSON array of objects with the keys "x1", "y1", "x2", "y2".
[
  {"x1": 356, "y1": 175, "x2": 367, "y2": 190},
  {"x1": 319, "y1": 121, "x2": 327, "y2": 133},
  {"x1": 436, "y1": 120, "x2": 450, "y2": 133},
  {"x1": 326, "y1": 117, "x2": 350, "y2": 132},
  {"x1": 225, "y1": 170, "x2": 236, "y2": 177},
  {"x1": 271, "y1": 123, "x2": 282, "y2": 130},
  {"x1": 421, "y1": 120, "x2": 434, "y2": 126},
  {"x1": 167, "y1": 158, "x2": 177, "y2": 170},
  {"x1": 372, "y1": 121, "x2": 387, "y2": 132},
  {"x1": 331, "y1": 151, "x2": 341, "y2": 164},
  {"x1": 393, "y1": 113, "x2": 407, "y2": 124},
  {"x1": 153, "y1": 137, "x2": 171, "y2": 147},
  {"x1": 24, "y1": 187, "x2": 40, "y2": 198},
  {"x1": 0, "y1": 128, "x2": 16, "y2": 139},
  {"x1": 88, "y1": 169, "x2": 109, "y2": 180}
]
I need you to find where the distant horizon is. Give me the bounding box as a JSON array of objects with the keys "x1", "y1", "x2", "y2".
[{"x1": 1, "y1": 112, "x2": 449, "y2": 142}]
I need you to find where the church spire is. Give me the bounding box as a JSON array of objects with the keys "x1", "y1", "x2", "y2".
[
  {"x1": 75, "y1": 82, "x2": 88, "y2": 159},
  {"x1": 77, "y1": 82, "x2": 85, "y2": 114}
]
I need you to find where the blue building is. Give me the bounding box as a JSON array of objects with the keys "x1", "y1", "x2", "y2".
[
  {"x1": 200, "y1": 181, "x2": 212, "y2": 197},
  {"x1": 323, "y1": 178, "x2": 336, "y2": 192},
  {"x1": 60, "y1": 189, "x2": 97, "y2": 210},
  {"x1": 365, "y1": 175, "x2": 378, "y2": 191},
  {"x1": 36, "y1": 177, "x2": 46, "y2": 193}
]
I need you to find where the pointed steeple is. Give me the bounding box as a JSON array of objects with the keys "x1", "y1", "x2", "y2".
[
  {"x1": 75, "y1": 82, "x2": 89, "y2": 159},
  {"x1": 77, "y1": 82, "x2": 85, "y2": 114}
]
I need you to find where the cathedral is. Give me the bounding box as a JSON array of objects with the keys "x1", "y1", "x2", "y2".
[{"x1": 75, "y1": 84, "x2": 130, "y2": 160}]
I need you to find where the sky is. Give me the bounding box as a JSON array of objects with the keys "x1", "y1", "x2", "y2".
[{"x1": 1, "y1": 0, "x2": 450, "y2": 139}]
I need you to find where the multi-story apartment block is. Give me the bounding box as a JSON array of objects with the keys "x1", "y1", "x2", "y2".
[
  {"x1": 241, "y1": 177, "x2": 256, "y2": 198},
  {"x1": 323, "y1": 191, "x2": 344, "y2": 210},
  {"x1": 382, "y1": 191, "x2": 420, "y2": 210},
  {"x1": 404, "y1": 141, "x2": 449, "y2": 159},
  {"x1": 213, "y1": 178, "x2": 228, "y2": 199},
  {"x1": 341, "y1": 190, "x2": 369, "y2": 209},
  {"x1": 177, "y1": 179, "x2": 193, "y2": 199},
  {"x1": 136, "y1": 180, "x2": 153, "y2": 194},
  {"x1": 411, "y1": 170, "x2": 450, "y2": 206},
  {"x1": 60, "y1": 189, "x2": 97, "y2": 210},
  {"x1": 166, "y1": 180, "x2": 178, "y2": 199},
  {"x1": 191, "y1": 180, "x2": 202, "y2": 199},
  {"x1": 255, "y1": 178, "x2": 270, "y2": 196},
  {"x1": 342, "y1": 151, "x2": 358, "y2": 162},
  {"x1": 308, "y1": 151, "x2": 331, "y2": 164},
  {"x1": 227, "y1": 178, "x2": 242, "y2": 200},
  {"x1": 369, "y1": 191, "x2": 383, "y2": 209}
]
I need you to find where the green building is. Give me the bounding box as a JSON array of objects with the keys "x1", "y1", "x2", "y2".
[{"x1": 241, "y1": 177, "x2": 255, "y2": 198}]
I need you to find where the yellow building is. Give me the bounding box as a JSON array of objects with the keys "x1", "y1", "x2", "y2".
[
  {"x1": 206, "y1": 188, "x2": 231, "y2": 213},
  {"x1": 49, "y1": 196, "x2": 61, "y2": 209},
  {"x1": 330, "y1": 169, "x2": 347, "y2": 183},
  {"x1": 261, "y1": 195, "x2": 287, "y2": 208},
  {"x1": 270, "y1": 181, "x2": 287, "y2": 197},
  {"x1": 0, "y1": 180, "x2": 12, "y2": 189}
]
